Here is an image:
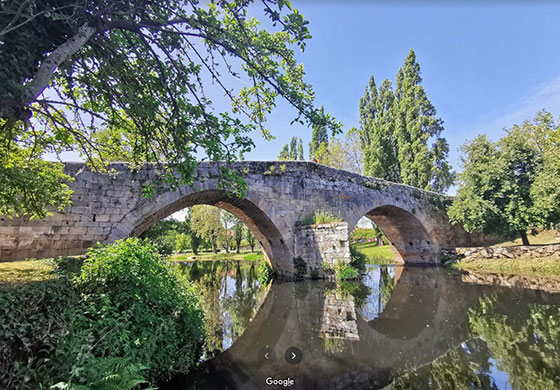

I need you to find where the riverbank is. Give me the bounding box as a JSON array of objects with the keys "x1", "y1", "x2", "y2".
[
  {"x1": 168, "y1": 250, "x2": 263, "y2": 262},
  {"x1": 452, "y1": 256, "x2": 560, "y2": 280},
  {"x1": 351, "y1": 242, "x2": 394, "y2": 264}
]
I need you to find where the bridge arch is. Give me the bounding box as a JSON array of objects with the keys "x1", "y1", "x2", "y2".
[
  {"x1": 349, "y1": 204, "x2": 438, "y2": 264},
  {"x1": 109, "y1": 189, "x2": 293, "y2": 276}
]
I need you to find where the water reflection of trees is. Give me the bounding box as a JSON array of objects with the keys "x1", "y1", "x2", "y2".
[
  {"x1": 181, "y1": 261, "x2": 267, "y2": 360},
  {"x1": 391, "y1": 291, "x2": 560, "y2": 390},
  {"x1": 469, "y1": 295, "x2": 560, "y2": 390}
]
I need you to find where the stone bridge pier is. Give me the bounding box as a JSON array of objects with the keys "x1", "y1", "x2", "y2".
[{"x1": 0, "y1": 161, "x2": 492, "y2": 277}]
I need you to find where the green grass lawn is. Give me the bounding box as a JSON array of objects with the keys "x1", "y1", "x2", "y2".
[
  {"x1": 0, "y1": 260, "x2": 55, "y2": 284},
  {"x1": 493, "y1": 230, "x2": 560, "y2": 247},
  {"x1": 168, "y1": 250, "x2": 263, "y2": 262},
  {"x1": 351, "y1": 242, "x2": 394, "y2": 265},
  {"x1": 453, "y1": 256, "x2": 560, "y2": 279}
]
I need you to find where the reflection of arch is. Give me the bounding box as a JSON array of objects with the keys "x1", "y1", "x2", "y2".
[
  {"x1": 364, "y1": 205, "x2": 436, "y2": 264},
  {"x1": 365, "y1": 267, "x2": 442, "y2": 339},
  {"x1": 112, "y1": 189, "x2": 292, "y2": 273}
]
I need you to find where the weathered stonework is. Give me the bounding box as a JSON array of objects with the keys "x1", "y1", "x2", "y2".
[
  {"x1": 295, "y1": 222, "x2": 350, "y2": 277},
  {"x1": 320, "y1": 290, "x2": 359, "y2": 340},
  {"x1": 441, "y1": 244, "x2": 560, "y2": 262},
  {"x1": 0, "y1": 161, "x2": 494, "y2": 276}
]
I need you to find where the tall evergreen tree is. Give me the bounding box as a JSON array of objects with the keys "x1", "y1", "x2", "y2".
[
  {"x1": 309, "y1": 106, "x2": 329, "y2": 158},
  {"x1": 359, "y1": 76, "x2": 400, "y2": 182},
  {"x1": 394, "y1": 49, "x2": 453, "y2": 191},
  {"x1": 278, "y1": 144, "x2": 290, "y2": 160},
  {"x1": 289, "y1": 137, "x2": 298, "y2": 159},
  {"x1": 278, "y1": 137, "x2": 304, "y2": 160},
  {"x1": 297, "y1": 138, "x2": 304, "y2": 160},
  {"x1": 358, "y1": 49, "x2": 453, "y2": 192}
]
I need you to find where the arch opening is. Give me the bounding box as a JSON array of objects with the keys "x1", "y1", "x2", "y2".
[
  {"x1": 350, "y1": 205, "x2": 437, "y2": 265},
  {"x1": 365, "y1": 205, "x2": 436, "y2": 264},
  {"x1": 125, "y1": 189, "x2": 292, "y2": 274}
]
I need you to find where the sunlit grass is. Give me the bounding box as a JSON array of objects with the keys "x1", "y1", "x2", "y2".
[
  {"x1": 454, "y1": 256, "x2": 560, "y2": 279},
  {"x1": 493, "y1": 230, "x2": 560, "y2": 247},
  {"x1": 351, "y1": 242, "x2": 394, "y2": 265},
  {"x1": 168, "y1": 250, "x2": 263, "y2": 262},
  {"x1": 0, "y1": 260, "x2": 54, "y2": 284}
]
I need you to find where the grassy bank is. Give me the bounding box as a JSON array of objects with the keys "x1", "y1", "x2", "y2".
[
  {"x1": 168, "y1": 250, "x2": 263, "y2": 262},
  {"x1": 351, "y1": 242, "x2": 394, "y2": 265},
  {"x1": 0, "y1": 260, "x2": 55, "y2": 284},
  {"x1": 493, "y1": 230, "x2": 560, "y2": 247},
  {"x1": 453, "y1": 256, "x2": 560, "y2": 280}
]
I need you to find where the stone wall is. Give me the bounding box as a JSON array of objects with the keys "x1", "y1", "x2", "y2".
[
  {"x1": 294, "y1": 222, "x2": 350, "y2": 277},
  {"x1": 450, "y1": 244, "x2": 560, "y2": 261}
]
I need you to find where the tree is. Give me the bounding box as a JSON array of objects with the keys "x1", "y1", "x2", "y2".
[
  {"x1": 315, "y1": 138, "x2": 349, "y2": 170},
  {"x1": 233, "y1": 220, "x2": 244, "y2": 253},
  {"x1": 448, "y1": 114, "x2": 547, "y2": 245},
  {"x1": 178, "y1": 208, "x2": 202, "y2": 255},
  {"x1": 278, "y1": 136, "x2": 304, "y2": 160},
  {"x1": 529, "y1": 112, "x2": 560, "y2": 229},
  {"x1": 220, "y1": 210, "x2": 237, "y2": 253},
  {"x1": 278, "y1": 144, "x2": 291, "y2": 160},
  {"x1": 139, "y1": 218, "x2": 179, "y2": 255},
  {"x1": 359, "y1": 77, "x2": 399, "y2": 182},
  {"x1": 0, "y1": 0, "x2": 341, "y2": 219},
  {"x1": 297, "y1": 138, "x2": 304, "y2": 160},
  {"x1": 309, "y1": 106, "x2": 329, "y2": 158},
  {"x1": 175, "y1": 233, "x2": 191, "y2": 252},
  {"x1": 245, "y1": 226, "x2": 257, "y2": 252},
  {"x1": 191, "y1": 205, "x2": 223, "y2": 253},
  {"x1": 358, "y1": 50, "x2": 453, "y2": 192}
]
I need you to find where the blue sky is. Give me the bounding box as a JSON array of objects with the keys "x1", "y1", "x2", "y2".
[{"x1": 244, "y1": 1, "x2": 560, "y2": 178}]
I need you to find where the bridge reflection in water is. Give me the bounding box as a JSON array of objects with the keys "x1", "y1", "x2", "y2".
[{"x1": 166, "y1": 263, "x2": 560, "y2": 390}]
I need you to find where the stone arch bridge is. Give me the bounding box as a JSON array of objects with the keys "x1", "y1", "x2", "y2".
[{"x1": 0, "y1": 161, "x2": 490, "y2": 277}]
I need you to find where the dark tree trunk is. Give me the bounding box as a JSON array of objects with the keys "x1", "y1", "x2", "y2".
[{"x1": 520, "y1": 230, "x2": 530, "y2": 246}]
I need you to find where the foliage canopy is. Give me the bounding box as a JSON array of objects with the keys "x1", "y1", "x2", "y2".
[{"x1": 0, "y1": 0, "x2": 340, "y2": 218}]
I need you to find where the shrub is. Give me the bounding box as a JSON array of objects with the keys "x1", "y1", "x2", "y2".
[
  {"x1": 257, "y1": 261, "x2": 275, "y2": 284},
  {"x1": 0, "y1": 278, "x2": 77, "y2": 390},
  {"x1": 298, "y1": 210, "x2": 341, "y2": 225},
  {"x1": 349, "y1": 246, "x2": 367, "y2": 273},
  {"x1": 293, "y1": 256, "x2": 307, "y2": 278},
  {"x1": 335, "y1": 260, "x2": 360, "y2": 281},
  {"x1": 70, "y1": 238, "x2": 205, "y2": 385}
]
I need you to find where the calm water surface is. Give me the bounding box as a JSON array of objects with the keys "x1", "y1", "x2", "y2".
[{"x1": 167, "y1": 261, "x2": 560, "y2": 390}]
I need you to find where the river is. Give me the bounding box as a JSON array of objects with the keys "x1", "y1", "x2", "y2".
[{"x1": 164, "y1": 261, "x2": 560, "y2": 390}]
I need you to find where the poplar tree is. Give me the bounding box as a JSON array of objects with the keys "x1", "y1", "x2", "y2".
[
  {"x1": 395, "y1": 49, "x2": 453, "y2": 192},
  {"x1": 358, "y1": 49, "x2": 453, "y2": 192},
  {"x1": 359, "y1": 77, "x2": 400, "y2": 182},
  {"x1": 309, "y1": 106, "x2": 329, "y2": 158},
  {"x1": 278, "y1": 136, "x2": 304, "y2": 160},
  {"x1": 297, "y1": 138, "x2": 304, "y2": 160}
]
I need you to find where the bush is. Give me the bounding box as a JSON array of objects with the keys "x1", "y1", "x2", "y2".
[
  {"x1": 0, "y1": 239, "x2": 205, "y2": 390},
  {"x1": 335, "y1": 260, "x2": 360, "y2": 281},
  {"x1": 310, "y1": 268, "x2": 320, "y2": 280},
  {"x1": 299, "y1": 210, "x2": 341, "y2": 225},
  {"x1": 257, "y1": 261, "x2": 275, "y2": 284},
  {"x1": 69, "y1": 238, "x2": 205, "y2": 385},
  {"x1": 349, "y1": 246, "x2": 367, "y2": 273},
  {"x1": 0, "y1": 278, "x2": 77, "y2": 390},
  {"x1": 293, "y1": 256, "x2": 307, "y2": 278}
]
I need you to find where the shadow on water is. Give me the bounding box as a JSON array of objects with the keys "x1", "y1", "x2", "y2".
[{"x1": 165, "y1": 263, "x2": 560, "y2": 390}]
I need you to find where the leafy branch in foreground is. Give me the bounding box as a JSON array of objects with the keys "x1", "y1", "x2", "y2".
[{"x1": 0, "y1": 0, "x2": 341, "y2": 218}]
